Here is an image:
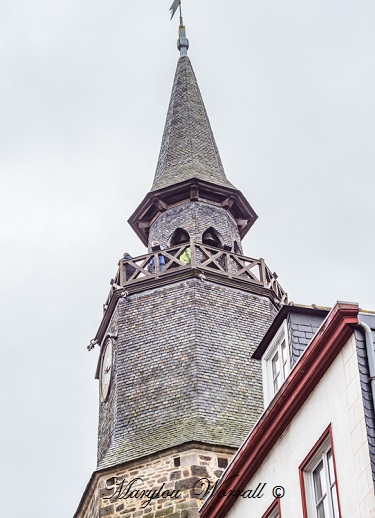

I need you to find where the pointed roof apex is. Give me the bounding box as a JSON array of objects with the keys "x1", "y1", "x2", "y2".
[{"x1": 151, "y1": 56, "x2": 235, "y2": 192}]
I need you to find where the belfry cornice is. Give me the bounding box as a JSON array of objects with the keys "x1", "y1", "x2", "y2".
[{"x1": 128, "y1": 177, "x2": 257, "y2": 246}]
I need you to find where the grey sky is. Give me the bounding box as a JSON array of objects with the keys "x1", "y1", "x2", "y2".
[{"x1": 1, "y1": 1, "x2": 374, "y2": 516}]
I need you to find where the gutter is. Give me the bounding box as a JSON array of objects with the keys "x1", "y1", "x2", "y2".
[{"x1": 355, "y1": 321, "x2": 375, "y2": 410}]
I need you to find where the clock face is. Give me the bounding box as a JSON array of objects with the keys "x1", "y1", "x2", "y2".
[{"x1": 100, "y1": 338, "x2": 113, "y2": 402}]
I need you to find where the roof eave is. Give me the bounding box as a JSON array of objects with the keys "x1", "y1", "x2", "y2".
[{"x1": 128, "y1": 177, "x2": 257, "y2": 246}]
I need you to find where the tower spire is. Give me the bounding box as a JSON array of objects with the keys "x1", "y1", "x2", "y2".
[
  {"x1": 128, "y1": 5, "x2": 257, "y2": 246},
  {"x1": 151, "y1": 56, "x2": 234, "y2": 192}
]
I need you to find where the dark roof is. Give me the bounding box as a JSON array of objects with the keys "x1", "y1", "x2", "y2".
[
  {"x1": 151, "y1": 56, "x2": 235, "y2": 192},
  {"x1": 252, "y1": 304, "x2": 329, "y2": 359}
]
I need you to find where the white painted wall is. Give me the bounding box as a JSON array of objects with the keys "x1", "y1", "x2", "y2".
[{"x1": 226, "y1": 335, "x2": 375, "y2": 518}]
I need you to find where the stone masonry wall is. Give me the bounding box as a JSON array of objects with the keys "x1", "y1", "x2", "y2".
[
  {"x1": 148, "y1": 202, "x2": 242, "y2": 254},
  {"x1": 78, "y1": 446, "x2": 235, "y2": 518}
]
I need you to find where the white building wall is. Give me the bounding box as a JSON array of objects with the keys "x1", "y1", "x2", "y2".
[{"x1": 226, "y1": 335, "x2": 375, "y2": 518}]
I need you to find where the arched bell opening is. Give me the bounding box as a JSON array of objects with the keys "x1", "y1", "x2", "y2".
[
  {"x1": 169, "y1": 228, "x2": 190, "y2": 246},
  {"x1": 202, "y1": 227, "x2": 222, "y2": 248}
]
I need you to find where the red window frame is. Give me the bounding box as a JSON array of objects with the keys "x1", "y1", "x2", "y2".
[
  {"x1": 299, "y1": 424, "x2": 342, "y2": 518},
  {"x1": 261, "y1": 498, "x2": 282, "y2": 518}
]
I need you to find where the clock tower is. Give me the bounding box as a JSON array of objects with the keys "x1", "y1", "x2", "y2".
[{"x1": 74, "y1": 20, "x2": 287, "y2": 518}]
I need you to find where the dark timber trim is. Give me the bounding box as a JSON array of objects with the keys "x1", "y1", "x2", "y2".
[{"x1": 128, "y1": 178, "x2": 257, "y2": 246}]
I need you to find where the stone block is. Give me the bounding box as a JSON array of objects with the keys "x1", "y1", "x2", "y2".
[
  {"x1": 190, "y1": 465, "x2": 208, "y2": 477},
  {"x1": 99, "y1": 505, "x2": 114, "y2": 517},
  {"x1": 182, "y1": 508, "x2": 199, "y2": 518},
  {"x1": 169, "y1": 471, "x2": 181, "y2": 481},
  {"x1": 155, "y1": 507, "x2": 175, "y2": 517},
  {"x1": 175, "y1": 477, "x2": 201, "y2": 492}
]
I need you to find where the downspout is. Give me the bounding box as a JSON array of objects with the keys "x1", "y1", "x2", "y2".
[{"x1": 355, "y1": 321, "x2": 375, "y2": 409}]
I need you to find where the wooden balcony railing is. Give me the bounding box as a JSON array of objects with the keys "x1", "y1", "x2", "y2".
[{"x1": 103, "y1": 240, "x2": 287, "y2": 311}]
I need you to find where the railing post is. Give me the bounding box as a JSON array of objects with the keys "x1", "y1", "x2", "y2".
[
  {"x1": 190, "y1": 238, "x2": 196, "y2": 268},
  {"x1": 119, "y1": 260, "x2": 124, "y2": 286},
  {"x1": 154, "y1": 252, "x2": 159, "y2": 278},
  {"x1": 259, "y1": 258, "x2": 267, "y2": 287},
  {"x1": 226, "y1": 252, "x2": 231, "y2": 277}
]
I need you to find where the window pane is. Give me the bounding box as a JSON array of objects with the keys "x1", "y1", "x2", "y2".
[
  {"x1": 282, "y1": 359, "x2": 287, "y2": 379},
  {"x1": 331, "y1": 485, "x2": 339, "y2": 518},
  {"x1": 281, "y1": 340, "x2": 287, "y2": 362},
  {"x1": 316, "y1": 501, "x2": 326, "y2": 518},
  {"x1": 272, "y1": 352, "x2": 280, "y2": 378},
  {"x1": 281, "y1": 340, "x2": 289, "y2": 379},
  {"x1": 327, "y1": 450, "x2": 335, "y2": 484},
  {"x1": 327, "y1": 449, "x2": 338, "y2": 517},
  {"x1": 266, "y1": 506, "x2": 280, "y2": 518},
  {"x1": 313, "y1": 461, "x2": 324, "y2": 502}
]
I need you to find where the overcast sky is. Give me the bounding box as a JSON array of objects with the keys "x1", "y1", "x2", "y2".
[{"x1": 1, "y1": 1, "x2": 374, "y2": 516}]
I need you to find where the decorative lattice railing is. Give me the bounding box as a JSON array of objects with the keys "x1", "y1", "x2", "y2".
[{"x1": 103, "y1": 240, "x2": 287, "y2": 311}]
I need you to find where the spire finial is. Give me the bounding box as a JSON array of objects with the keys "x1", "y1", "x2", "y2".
[{"x1": 170, "y1": 0, "x2": 189, "y2": 56}]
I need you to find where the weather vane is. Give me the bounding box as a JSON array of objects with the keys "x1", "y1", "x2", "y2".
[
  {"x1": 169, "y1": 0, "x2": 189, "y2": 56},
  {"x1": 169, "y1": 0, "x2": 182, "y2": 21}
]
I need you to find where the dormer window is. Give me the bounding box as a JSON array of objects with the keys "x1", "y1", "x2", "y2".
[{"x1": 262, "y1": 321, "x2": 290, "y2": 406}]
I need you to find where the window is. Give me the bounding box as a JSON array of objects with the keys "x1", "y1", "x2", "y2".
[
  {"x1": 300, "y1": 426, "x2": 340, "y2": 518},
  {"x1": 261, "y1": 499, "x2": 281, "y2": 518},
  {"x1": 218, "y1": 457, "x2": 228, "y2": 468},
  {"x1": 262, "y1": 321, "x2": 290, "y2": 405},
  {"x1": 270, "y1": 338, "x2": 288, "y2": 393}
]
